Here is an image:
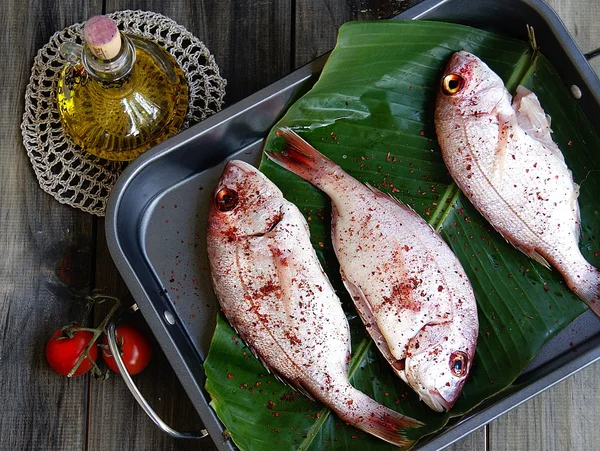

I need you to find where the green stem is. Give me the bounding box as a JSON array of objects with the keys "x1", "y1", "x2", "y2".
[
  {"x1": 506, "y1": 26, "x2": 540, "y2": 93},
  {"x1": 68, "y1": 327, "x2": 101, "y2": 334},
  {"x1": 433, "y1": 185, "x2": 462, "y2": 233},
  {"x1": 297, "y1": 409, "x2": 331, "y2": 451},
  {"x1": 79, "y1": 298, "x2": 95, "y2": 328},
  {"x1": 426, "y1": 183, "x2": 461, "y2": 231},
  {"x1": 348, "y1": 338, "x2": 373, "y2": 379},
  {"x1": 67, "y1": 293, "x2": 121, "y2": 378}
]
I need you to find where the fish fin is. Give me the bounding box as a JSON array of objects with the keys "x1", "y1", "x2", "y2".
[
  {"x1": 333, "y1": 386, "x2": 423, "y2": 447},
  {"x1": 489, "y1": 223, "x2": 552, "y2": 270},
  {"x1": 226, "y1": 325, "x2": 318, "y2": 400},
  {"x1": 525, "y1": 248, "x2": 552, "y2": 269},
  {"x1": 365, "y1": 182, "x2": 405, "y2": 206},
  {"x1": 290, "y1": 380, "x2": 316, "y2": 402},
  {"x1": 577, "y1": 269, "x2": 600, "y2": 318},
  {"x1": 512, "y1": 86, "x2": 559, "y2": 152},
  {"x1": 269, "y1": 371, "x2": 316, "y2": 401},
  {"x1": 559, "y1": 258, "x2": 600, "y2": 318},
  {"x1": 265, "y1": 127, "x2": 335, "y2": 186},
  {"x1": 251, "y1": 352, "x2": 318, "y2": 401},
  {"x1": 341, "y1": 272, "x2": 408, "y2": 380},
  {"x1": 364, "y1": 182, "x2": 384, "y2": 195}
]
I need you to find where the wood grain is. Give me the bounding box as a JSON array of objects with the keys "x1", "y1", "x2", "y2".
[
  {"x1": 1, "y1": 0, "x2": 598, "y2": 450},
  {"x1": 549, "y1": 0, "x2": 600, "y2": 74},
  {"x1": 91, "y1": 1, "x2": 293, "y2": 450},
  {"x1": 445, "y1": 427, "x2": 486, "y2": 451},
  {"x1": 0, "y1": 1, "x2": 100, "y2": 450},
  {"x1": 488, "y1": 361, "x2": 600, "y2": 451},
  {"x1": 293, "y1": 0, "x2": 422, "y2": 68},
  {"x1": 87, "y1": 219, "x2": 212, "y2": 451},
  {"x1": 105, "y1": 0, "x2": 293, "y2": 106}
]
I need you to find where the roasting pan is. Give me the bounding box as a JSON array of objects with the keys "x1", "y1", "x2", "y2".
[{"x1": 105, "y1": 0, "x2": 600, "y2": 449}]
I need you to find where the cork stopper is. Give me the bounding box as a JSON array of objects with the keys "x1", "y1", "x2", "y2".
[{"x1": 83, "y1": 15, "x2": 121, "y2": 60}]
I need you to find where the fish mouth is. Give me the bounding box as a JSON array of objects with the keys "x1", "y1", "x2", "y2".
[{"x1": 424, "y1": 389, "x2": 452, "y2": 412}]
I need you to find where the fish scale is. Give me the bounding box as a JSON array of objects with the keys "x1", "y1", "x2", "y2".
[
  {"x1": 207, "y1": 160, "x2": 423, "y2": 447},
  {"x1": 435, "y1": 50, "x2": 600, "y2": 317},
  {"x1": 267, "y1": 128, "x2": 479, "y2": 413}
]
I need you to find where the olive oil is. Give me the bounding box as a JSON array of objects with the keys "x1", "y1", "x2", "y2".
[{"x1": 56, "y1": 16, "x2": 188, "y2": 161}]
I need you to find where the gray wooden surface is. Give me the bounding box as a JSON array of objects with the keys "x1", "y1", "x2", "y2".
[{"x1": 0, "y1": 0, "x2": 598, "y2": 450}]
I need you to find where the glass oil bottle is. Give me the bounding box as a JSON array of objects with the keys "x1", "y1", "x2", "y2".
[{"x1": 56, "y1": 15, "x2": 189, "y2": 161}]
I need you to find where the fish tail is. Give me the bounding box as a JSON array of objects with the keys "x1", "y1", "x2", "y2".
[
  {"x1": 331, "y1": 386, "x2": 423, "y2": 448},
  {"x1": 563, "y1": 259, "x2": 600, "y2": 317},
  {"x1": 266, "y1": 128, "x2": 338, "y2": 189}
]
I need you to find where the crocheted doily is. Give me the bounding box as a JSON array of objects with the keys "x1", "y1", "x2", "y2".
[{"x1": 22, "y1": 10, "x2": 227, "y2": 216}]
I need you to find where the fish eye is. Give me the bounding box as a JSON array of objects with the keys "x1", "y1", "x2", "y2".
[
  {"x1": 215, "y1": 187, "x2": 239, "y2": 212},
  {"x1": 449, "y1": 351, "x2": 468, "y2": 377},
  {"x1": 442, "y1": 73, "x2": 465, "y2": 96}
]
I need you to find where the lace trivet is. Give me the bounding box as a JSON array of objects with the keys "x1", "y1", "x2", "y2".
[{"x1": 22, "y1": 10, "x2": 227, "y2": 216}]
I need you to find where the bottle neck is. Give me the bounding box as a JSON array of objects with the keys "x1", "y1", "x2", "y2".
[{"x1": 81, "y1": 32, "x2": 136, "y2": 83}]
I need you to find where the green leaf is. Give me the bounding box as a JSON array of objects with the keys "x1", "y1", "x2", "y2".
[{"x1": 204, "y1": 20, "x2": 599, "y2": 449}]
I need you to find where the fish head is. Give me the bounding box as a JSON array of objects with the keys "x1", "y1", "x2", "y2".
[
  {"x1": 403, "y1": 321, "x2": 477, "y2": 412},
  {"x1": 437, "y1": 50, "x2": 505, "y2": 117},
  {"x1": 208, "y1": 160, "x2": 285, "y2": 240}
]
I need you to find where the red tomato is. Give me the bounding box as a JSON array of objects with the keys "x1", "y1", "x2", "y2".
[
  {"x1": 46, "y1": 326, "x2": 98, "y2": 376},
  {"x1": 101, "y1": 324, "x2": 152, "y2": 375}
]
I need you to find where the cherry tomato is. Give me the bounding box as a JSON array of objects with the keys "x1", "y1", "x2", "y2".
[
  {"x1": 46, "y1": 326, "x2": 98, "y2": 376},
  {"x1": 101, "y1": 324, "x2": 152, "y2": 375}
]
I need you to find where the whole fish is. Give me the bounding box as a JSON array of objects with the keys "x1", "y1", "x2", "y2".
[
  {"x1": 207, "y1": 160, "x2": 422, "y2": 447},
  {"x1": 266, "y1": 130, "x2": 479, "y2": 412},
  {"x1": 435, "y1": 50, "x2": 600, "y2": 317}
]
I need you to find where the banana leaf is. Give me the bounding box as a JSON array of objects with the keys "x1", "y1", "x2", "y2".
[{"x1": 204, "y1": 20, "x2": 599, "y2": 450}]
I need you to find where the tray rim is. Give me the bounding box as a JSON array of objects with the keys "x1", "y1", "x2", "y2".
[
  {"x1": 105, "y1": 57, "x2": 326, "y2": 450},
  {"x1": 106, "y1": 0, "x2": 600, "y2": 449}
]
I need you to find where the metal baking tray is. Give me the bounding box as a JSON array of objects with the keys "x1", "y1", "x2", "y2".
[{"x1": 106, "y1": 0, "x2": 600, "y2": 449}]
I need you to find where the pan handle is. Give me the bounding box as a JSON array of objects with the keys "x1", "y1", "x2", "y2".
[
  {"x1": 585, "y1": 48, "x2": 600, "y2": 60},
  {"x1": 106, "y1": 309, "x2": 209, "y2": 440}
]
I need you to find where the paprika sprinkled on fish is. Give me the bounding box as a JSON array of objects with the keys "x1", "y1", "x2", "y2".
[
  {"x1": 266, "y1": 129, "x2": 479, "y2": 412},
  {"x1": 435, "y1": 51, "x2": 600, "y2": 317},
  {"x1": 207, "y1": 160, "x2": 422, "y2": 446}
]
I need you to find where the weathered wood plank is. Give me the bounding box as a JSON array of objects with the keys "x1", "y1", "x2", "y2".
[
  {"x1": 488, "y1": 1, "x2": 600, "y2": 450},
  {"x1": 444, "y1": 427, "x2": 486, "y2": 451},
  {"x1": 10, "y1": 0, "x2": 589, "y2": 450},
  {"x1": 549, "y1": 0, "x2": 600, "y2": 75},
  {"x1": 104, "y1": 0, "x2": 293, "y2": 106},
  {"x1": 88, "y1": 1, "x2": 292, "y2": 450},
  {"x1": 293, "y1": 0, "x2": 422, "y2": 68},
  {"x1": 88, "y1": 219, "x2": 213, "y2": 451},
  {"x1": 488, "y1": 360, "x2": 600, "y2": 451},
  {"x1": 0, "y1": 1, "x2": 101, "y2": 450}
]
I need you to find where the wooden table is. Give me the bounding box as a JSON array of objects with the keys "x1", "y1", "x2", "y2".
[{"x1": 2, "y1": 0, "x2": 599, "y2": 450}]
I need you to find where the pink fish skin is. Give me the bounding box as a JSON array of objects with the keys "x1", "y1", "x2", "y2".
[
  {"x1": 435, "y1": 50, "x2": 600, "y2": 317},
  {"x1": 266, "y1": 130, "x2": 479, "y2": 412},
  {"x1": 207, "y1": 160, "x2": 422, "y2": 447}
]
